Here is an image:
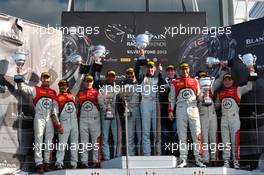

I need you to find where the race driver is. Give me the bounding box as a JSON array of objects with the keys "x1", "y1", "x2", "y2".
[
  {"x1": 168, "y1": 62, "x2": 205, "y2": 168},
  {"x1": 17, "y1": 71, "x2": 63, "y2": 173},
  {"x1": 77, "y1": 75, "x2": 104, "y2": 168},
  {"x1": 196, "y1": 68, "x2": 225, "y2": 166},
  {"x1": 135, "y1": 60, "x2": 162, "y2": 156},
  {"x1": 54, "y1": 79, "x2": 78, "y2": 169},
  {"x1": 119, "y1": 67, "x2": 142, "y2": 156},
  {"x1": 100, "y1": 70, "x2": 122, "y2": 160},
  {"x1": 217, "y1": 72, "x2": 255, "y2": 169}
]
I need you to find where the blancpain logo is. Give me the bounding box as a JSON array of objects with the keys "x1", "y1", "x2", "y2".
[
  {"x1": 0, "y1": 31, "x2": 23, "y2": 46},
  {"x1": 245, "y1": 32, "x2": 264, "y2": 47},
  {"x1": 127, "y1": 33, "x2": 166, "y2": 40}
]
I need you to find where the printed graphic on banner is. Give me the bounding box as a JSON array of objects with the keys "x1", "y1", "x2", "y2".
[
  {"x1": 61, "y1": 12, "x2": 208, "y2": 79},
  {"x1": 0, "y1": 13, "x2": 62, "y2": 169}
]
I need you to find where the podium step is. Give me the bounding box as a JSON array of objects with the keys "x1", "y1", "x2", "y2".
[{"x1": 101, "y1": 156, "x2": 177, "y2": 169}]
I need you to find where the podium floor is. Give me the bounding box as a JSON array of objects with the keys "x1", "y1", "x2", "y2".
[
  {"x1": 28, "y1": 156, "x2": 263, "y2": 175},
  {"x1": 37, "y1": 167, "x2": 261, "y2": 175}
]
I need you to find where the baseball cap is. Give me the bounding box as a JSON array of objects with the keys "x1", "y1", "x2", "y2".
[
  {"x1": 106, "y1": 70, "x2": 116, "y2": 76},
  {"x1": 196, "y1": 70, "x2": 208, "y2": 78},
  {"x1": 84, "y1": 75, "x2": 94, "y2": 81},
  {"x1": 223, "y1": 73, "x2": 232, "y2": 80},
  {"x1": 41, "y1": 71, "x2": 51, "y2": 78},
  {"x1": 147, "y1": 61, "x2": 155, "y2": 67},
  {"x1": 58, "y1": 79, "x2": 68, "y2": 86},
  {"x1": 126, "y1": 67, "x2": 134, "y2": 74},
  {"x1": 179, "y1": 62, "x2": 189, "y2": 69},
  {"x1": 166, "y1": 65, "x2": 175, "y2": 71}
]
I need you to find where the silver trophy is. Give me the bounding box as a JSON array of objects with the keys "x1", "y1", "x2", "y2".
[
  {"x1": 91, "y1": 45, "x2": 109, "y2": 72},
  {"x1": 132, "y1": 31, "x2": 153, "y2": 50},
  {"x1": 13, "y1": 51, "x2": 27, "y2": 83},
  {"x1": 120, "y1": 84, "x2": 134, "y2": 113},
  {"x1": 104, "y1": 91, "x2": 114, "y2": 120},
  {"x1": 238, "y1": 53, "x2": 257, "y2": 78},
  {"x1": 66, "y1": 52, "x2": 82, "y2": 65},
  {"x1": 206, "y1": 57, "x2": 220, "y2": 68},
  {"x1": 199, "y1": 77, "x2": 215, "y2": 106},
  {"x1": 132, "y1": 31, "x2": 153, "y2": 66},
  {"x1": 66, "y1": 52, "x2": 90, "y2": 74}
]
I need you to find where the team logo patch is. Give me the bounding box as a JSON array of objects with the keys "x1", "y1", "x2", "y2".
[
  {"x1": 42, "y1": 99, "x2": 51, "y2": 109},
  {"x1": 83, "y1": 101, "x2": 93, "y2": 112},
  {"x1": 65, "y1": 103, "x2": 74, "y2": 113},
  {"x1": 182, "y1": 89, "x2": 192, "y2": 99},
  {"x1": 223, "y1": 99, "x2": 232, "y2": 109}
]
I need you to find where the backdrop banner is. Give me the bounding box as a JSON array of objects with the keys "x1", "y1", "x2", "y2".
[{"x1": 0, "y1": 13, "x2": 62, "y2": 172}]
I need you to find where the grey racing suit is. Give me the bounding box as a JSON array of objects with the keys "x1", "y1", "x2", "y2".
[
  {"x1": 198, "y1": 73, "x2": 224, "y2": 162},
  {"x1": 169, "y1": 77, "x2": 203, "y2": 161},
  {"x1": 120, "y1": 80, "x2": 142, "y2": 156},
  {"x1": 55, "y1": 91, "x2": 78, "y2": 167},
  {"x1": 18, "y1": 83, "x2": 59, "y2": 166},
  {"x1": 218, "y1": 82, "x2": 253, "y2": 161},
  {"x1": 139, "y1": 75, "x2": 161, "y2": 156},
  {"x1": 100, "y1": 84, "x2": 122, "y2": 160},
  {"x1": 77, "y1": 88, "x2": 104, "y2": 164}
]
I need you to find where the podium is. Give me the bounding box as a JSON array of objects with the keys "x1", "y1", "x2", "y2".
[
  {"x1": 101, "y1": 156, "x2": 177, "y2": 169},
  {"x1": 29, "y1": 156, "x2": 259, "y2": 175}
]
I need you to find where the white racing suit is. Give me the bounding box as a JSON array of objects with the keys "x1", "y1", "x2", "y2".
[
  {"x1": 169, "y1": 77, "x2": 203, "y2": 162},
  {"x1": 18, "y1": 83, "x2": 60, "y2": 166},
  {"x1": 77, "y1": 88, "x2": 104, "y2": 164},
  {"x1": 100, "y1": 84, "x2": 122, "y2": 160},
  {"x1": 120, "y1": 81, "x2": 142, "y2": 156},
  {"x1": 55, "y1": 91, "x2": 78, "y2": 167},
  {"x1": 218, "y1": 82, "x2": 252, "y2": 161},
  {"x1": 198, "y1": 73, "x2": 224, "y2": 163}
]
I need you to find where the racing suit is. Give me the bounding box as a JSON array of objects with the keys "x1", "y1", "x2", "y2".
[
  {"x1": 100, "y1": 83, "x2": 122, "y2": 160},
  {"x1": 77, "y1": 88, "x2": 104, "y2": 164},
  {"x1": 169, "y1": 77, "x2": 203, "y2": 162},
  {"x1": 55, "y1": 91, "x2": 78, "y2": 167},
  {"x1": 120, "y1": 80, "x2": 142, "y2": 156},
  {"x1": 218, "y1": 82, "x2": 253, "y2": 161},
  {"x1": 198, "y1": 73, "x2": 224, "y2": 163},
  {"x1": 135, "y1": 63, "x2": 161, "y2": 156},
  {"x1": 18, "y1": 83, "x2": 60, "y2": 166}
]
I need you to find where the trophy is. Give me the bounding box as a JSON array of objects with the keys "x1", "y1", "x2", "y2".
[
  {"x1": 67, "y1": 52, "x2": 82, "y2": 65},
  {"x1": 238, "y1": 53, "x2": 257, "y2": 78},
  {"x1": 104, "y1": 91, "x2": 114, "y2": 120},
  {"x1": 132, "y1": 31, "x2": 153, "y2": 50},
  {"x1": 132, "y1": 31, "x2": 153, "y2": 66},
  {"x1": 120, "y1": 84, "x2": 134, "y2": 117},
  {"x1": 66, "y1": 52, "x2": 90, "y2": 74},
  {"x1": 91, "y1": 45, "x2": 109, "y2": 73},
  {"x1": 199, "y1": 77, "x2": 215, "y2": 106},
  {"x1": 13, "y1": 51, "x2": 27, "y2": 83},
  {"x1": 206, "y1": 57, "x2": 220, "y2": 68}
]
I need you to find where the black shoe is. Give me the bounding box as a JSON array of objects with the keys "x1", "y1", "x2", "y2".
[
  {"x1": 211, "y1": 161, "x2": 218, "y2": 167},
  {"x1": 89, "y1": 162, "x2": 100, "y2": 168},
  {"x1": 79, "y1": 162, "x2": 88, "y2": 169},
  {"x1": 204, "y1": 162, "x2": 210, "y2": 167}
]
